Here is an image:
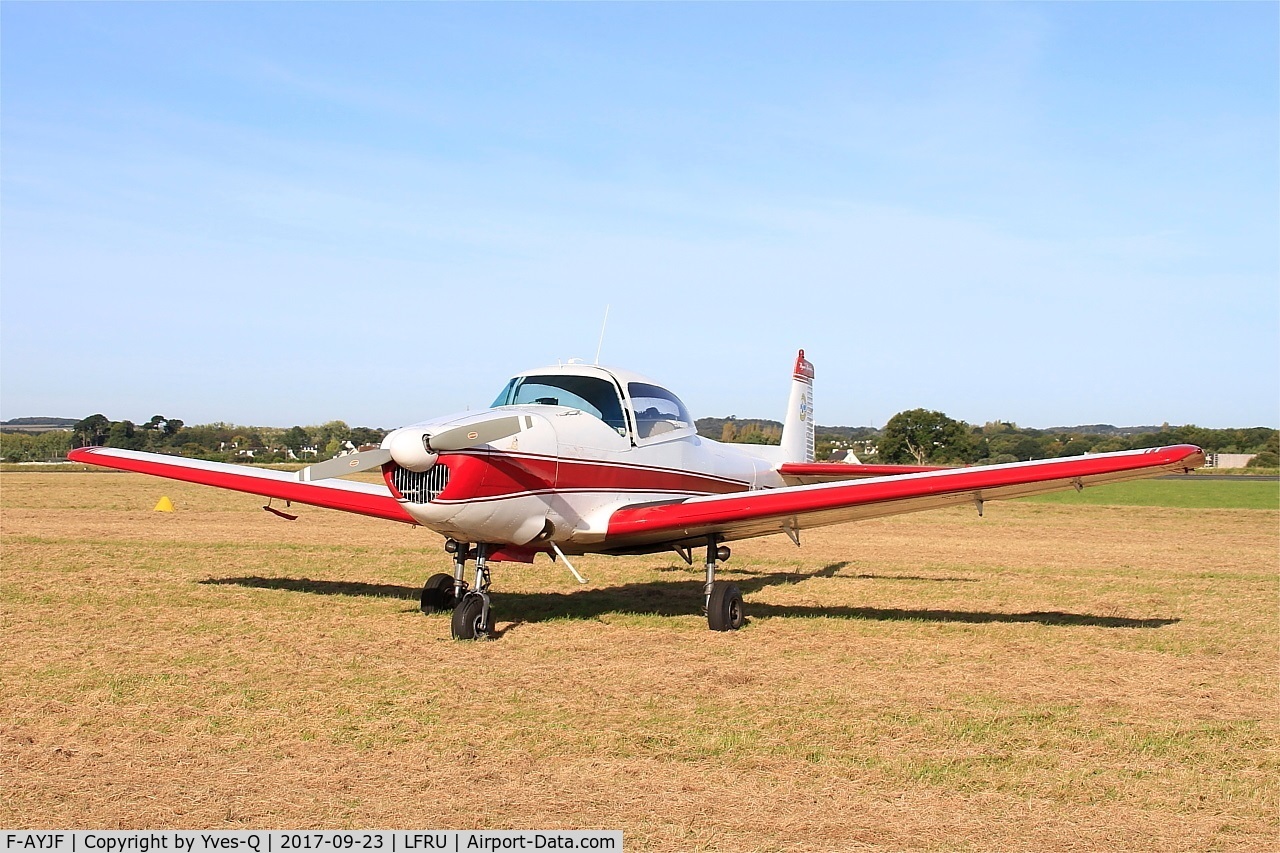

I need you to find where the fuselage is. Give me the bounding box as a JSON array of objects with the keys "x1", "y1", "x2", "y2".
[{"x1": 380, "y1": 362, "x2": 786, "y2": 552}]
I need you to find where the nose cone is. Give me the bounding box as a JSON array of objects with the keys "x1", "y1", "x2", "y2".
[{"x1": 383, "y1": 428, "x2": 439, "y2": 472}]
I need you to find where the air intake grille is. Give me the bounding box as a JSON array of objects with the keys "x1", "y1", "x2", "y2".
[{"x1": 392, "y1": 464, "x2": 450, "y2": 503}]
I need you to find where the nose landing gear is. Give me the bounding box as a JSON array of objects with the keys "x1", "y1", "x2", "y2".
[
  {"x1": 441, "y1": 541, "x2": 492, "y2": 641},
  {"x1": 419, "y1": 539, "x2": 493, "y2": 639},
  {"x1": 451, "y1": 592, "x2": 489, "y2": 641}
]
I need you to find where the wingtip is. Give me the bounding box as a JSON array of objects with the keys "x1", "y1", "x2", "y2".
[
  {"x1": 1152, "y1": 444, "x2": 1205, "y2": 471},
  {"x1": 1173, "y1": 444, "x2": 1206, "y2": 470}
]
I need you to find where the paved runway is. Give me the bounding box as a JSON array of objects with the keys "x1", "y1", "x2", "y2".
[{"x1": 1158, "y1": 473, "x2": 1279, "y2": 481}]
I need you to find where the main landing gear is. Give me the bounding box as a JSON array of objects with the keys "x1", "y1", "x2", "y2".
[
  {"x1": 418, "y1": 540, "x2": 494, "y2": 640},
  {"x1": 704, "y1": 536, "x2": 744, "y2": 632},
  {"x1": 424, "y1": 536, "x2": 744, "y2": 637}
]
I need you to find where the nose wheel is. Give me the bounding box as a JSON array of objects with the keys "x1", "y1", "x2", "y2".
[
  {"x1": 451, "y1": 593, "x2": 490, "y2": 640},
  {"x1": 420, "y1": 540, "x2": 494, "y2": 639},
  {"x1": 431, "y1": 541, "x2": 492, "y2": 640}
]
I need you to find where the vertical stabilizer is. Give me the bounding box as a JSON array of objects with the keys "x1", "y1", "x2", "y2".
[{"x1": 779, "y1": 349, "x2": 815, "y2": 463}]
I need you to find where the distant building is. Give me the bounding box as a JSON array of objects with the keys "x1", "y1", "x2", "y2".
[{"x1": 1206, "y1": 453, "x2": 1257, "y2": 469}]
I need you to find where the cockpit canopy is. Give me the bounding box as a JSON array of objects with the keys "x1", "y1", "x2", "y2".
[
  {"x1": 490, "y1": 369, "x2": 694, "y2": 440},
  {"x1": 491, "y1": 374, "x2": 628, "y2": 433},
  {"x1": 627, "y1": 381, "x2": 693, "y2": 438}
]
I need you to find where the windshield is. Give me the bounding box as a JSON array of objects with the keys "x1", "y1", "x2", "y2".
[
  {"x1": 628, "y1": 382, "x2": 693, "y2": 439},
  {"x1": 491, "y1": 374, "x2": 627, "y2": 434}
]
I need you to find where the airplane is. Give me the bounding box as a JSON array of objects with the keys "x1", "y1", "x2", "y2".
[{"x1": 68, "y1": 350, "x2": 1205, "y2": 640}]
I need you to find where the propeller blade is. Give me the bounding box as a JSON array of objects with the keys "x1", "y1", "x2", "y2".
[
  {"x1": 296, "y1": 448, "x2": 393, "y2": 482},
  {"x1": 426, "y1": 416, "x2": 525, "y2": 452}
]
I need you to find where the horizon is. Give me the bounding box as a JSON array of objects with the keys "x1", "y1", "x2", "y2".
[
  {"x1": 3, "y1": 4, "x2": 1276, "y2": 429},
  {"x1": 4, "y1": 412, "x2": 1273, "y2": 435}
]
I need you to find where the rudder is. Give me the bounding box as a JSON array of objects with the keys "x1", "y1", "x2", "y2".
[{"x1": 779, "y1": 349, "x2": 815, "y2": 463}]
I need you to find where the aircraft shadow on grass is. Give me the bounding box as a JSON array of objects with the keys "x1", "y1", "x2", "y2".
[{"x1": 201, "y1": 561, "x2": 1180, "y2": 635}]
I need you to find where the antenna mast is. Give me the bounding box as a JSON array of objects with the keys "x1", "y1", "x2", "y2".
[{"x1": 594, "y1": 305, "x2": 610, "y2": 365}]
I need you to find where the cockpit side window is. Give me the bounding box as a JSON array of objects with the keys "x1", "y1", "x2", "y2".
[
  {"x1": 491, "y1": 375, "x2": 627, "y2": 434},
  {"x1": 628, "y1": 382, "x2": 693, "y2": 439}
]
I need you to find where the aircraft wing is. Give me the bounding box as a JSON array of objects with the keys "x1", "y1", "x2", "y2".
[
  {"x1": 777, "y1": 461, "x2": 952, "y2": 485},
  {"x1": 67, "y1": 447, "x2": 416, "y2": 524},
  {"x1": 603, "y1": 444, "x2": 1204, "y2": 553}
]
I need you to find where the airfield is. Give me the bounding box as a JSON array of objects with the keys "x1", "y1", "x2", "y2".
[{"x1": 2, "y1": 470, "x2": 1276, "y2": 850}]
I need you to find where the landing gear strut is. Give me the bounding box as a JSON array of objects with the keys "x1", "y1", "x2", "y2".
[
  {"x1": 421, "y1": 539, "x2": 493, "y2": 640},
  {"x1": 704, "y1": 536, "x2": 744, "y2": 632},
  {"x1": 450, "y1": 543, "x2": 493, "y2": 641}
]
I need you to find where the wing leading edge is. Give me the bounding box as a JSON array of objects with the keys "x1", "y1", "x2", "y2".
[
  {"x1": 67, "y1": 447, "x2": 416, "y2": 524},
  {"x1": 604, "y1": 445, "x2": 1204, "y2": 553}
]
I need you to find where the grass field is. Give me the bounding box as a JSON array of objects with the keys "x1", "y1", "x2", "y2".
[
  {"x1": 1025, "y1": 476, "x2": 1279, "y2": 510},
  {"x1": 2, "y1": 471, "x2": 1276, "y2": 850}
]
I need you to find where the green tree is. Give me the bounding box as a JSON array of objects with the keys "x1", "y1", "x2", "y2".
[
  {"x1": 106, "y1": 420, "x2": 144, "y2": 450},
  {"x1": 281, "y1": 426, "x2": 311, "y2": 453},
  {"x1": 37, "y1": 430, "x2": 73, "y2": 460},
  {"x1": 1011, "y1": 435, "x2": 1047, "y2": 461},
  {"x1": 878, "y1": 408, "x2": 974, "y2": 464},
  {"x1": 311, "y1": 420, "x2": 351, "y2": 448},
  {"x1": 1, "y1": 432, "x2": 35, "y2": 462},
  {"x1": 349, "y1": 427, "x2": 387, "y2": 447},
  {"x1": 1247, "y1": 451, "x2": 1278, "y2": 468},
  {"x1": 74, "y1": 414, "x2": 111, "y2": 447}
]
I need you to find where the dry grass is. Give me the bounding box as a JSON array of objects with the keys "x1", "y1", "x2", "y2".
[{"x1": 1, "y1": 472, "x2": 1276, "y2": 851}]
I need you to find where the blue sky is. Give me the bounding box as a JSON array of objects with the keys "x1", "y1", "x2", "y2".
[{"x1": 3, "y1": 3, "x2": 1276, "y2": 429}]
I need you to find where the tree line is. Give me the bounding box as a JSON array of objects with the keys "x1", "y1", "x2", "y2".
[
  {"x1": 2, "y1": 410, "x2": 1276, "y2": 468},
  {"x1": 862, "y1": 409, "x2": 1278, "y2": 468},
  {"x1": 696, "y1": 412, "x2": 1278, "y2": 468},
  {"x1": 0, "y1": 414, "x2": 388, "y2": 464}
]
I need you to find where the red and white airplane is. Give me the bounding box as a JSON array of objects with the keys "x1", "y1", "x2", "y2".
[{"x1": 69, "y1": 351, "x2": 1204, "y2": 639}]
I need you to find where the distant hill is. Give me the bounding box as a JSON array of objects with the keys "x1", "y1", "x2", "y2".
[
  {"x1": 1, "y1": 417, "x2": 77, "y2": 434},
  {"x1": 696, "y1": 416, "x2": 783, "y2": 439},
  {"x1": 3, "y1": 417, "x2": 77, "y2": 426},
  {"x1": 1041, "y1": 424, "x2": 1165, "y2": 436}
]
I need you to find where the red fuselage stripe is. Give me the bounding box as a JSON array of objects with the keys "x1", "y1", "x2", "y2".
[{"x1": 432, "y1": 451, "x2": 749, "y2": 502}]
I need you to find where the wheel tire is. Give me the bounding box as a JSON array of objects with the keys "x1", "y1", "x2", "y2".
[
  {"x1": 451, "y1": 593, "x2": 489, "y2": 640},
  {"x1": 419, "y1": 573, "x2": 458, "y2": 615},
  {"x1": 707, "y1": 581, "x2": 744, "y2": 632}
]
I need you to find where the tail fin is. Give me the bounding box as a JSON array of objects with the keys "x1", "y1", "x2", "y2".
[{"x1": 779, "y1": 349, "x2": 815, "y2": 463}]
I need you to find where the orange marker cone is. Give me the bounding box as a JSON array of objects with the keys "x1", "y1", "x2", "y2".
[{"x1": 154, "y1": 496, "x2": 175, "y2": 512}]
